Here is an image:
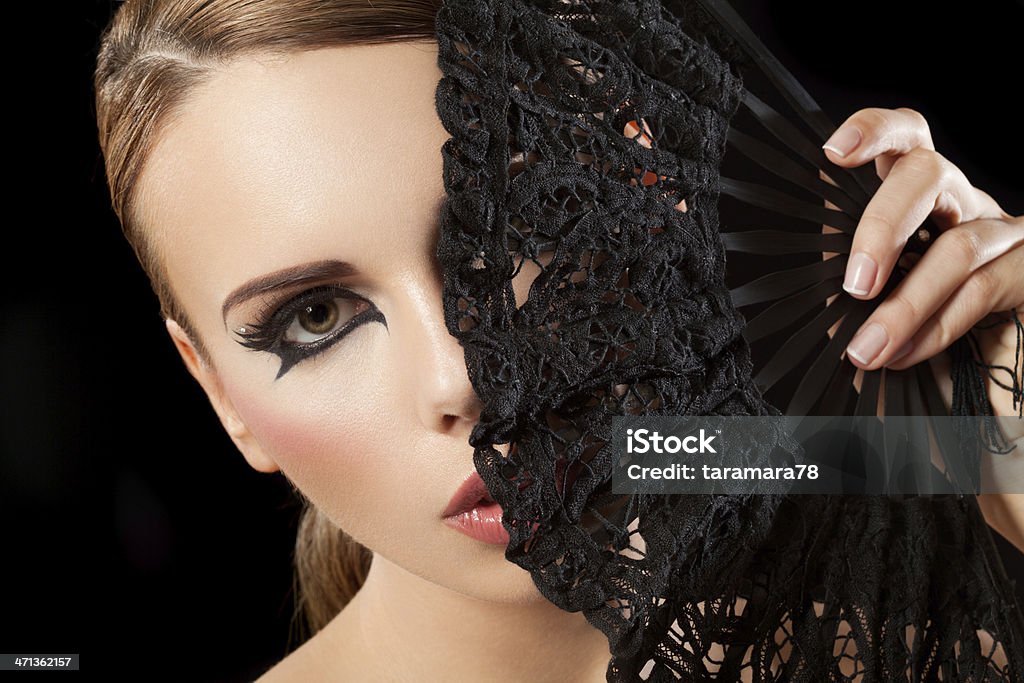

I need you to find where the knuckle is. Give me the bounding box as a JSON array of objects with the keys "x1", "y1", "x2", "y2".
[
  {"x1": 896, "y1": 107, "x2": 931, "y2": 136},
  {"x1": 966, "y1": 266, "x2": 998, "y2": 301},
  {"x1": 902, "y1": 146, "x2": 947, "y2": 179},
  {"x1": 858, "y1": 210, "x2": 898, "y2": 239},
  {"x1": 886, "y1": 290, "x2": 922, "y2": 323},
  {"x1": 930, "y1": 314, "x2": 955, "y2": 350},
  {"x1": 937, "y1": 228, "x2": 985, "y2": 271}
]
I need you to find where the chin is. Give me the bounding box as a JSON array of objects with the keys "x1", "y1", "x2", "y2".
[
  {"x1": 449, "y1": 552, "x2": 548, "y2": 606},
  {"x1": 433, "y1": 523, "x2": 552, "y2": 605},
  {"x1": 373, "y1": 528, "x2": 550, "y2": 606}
]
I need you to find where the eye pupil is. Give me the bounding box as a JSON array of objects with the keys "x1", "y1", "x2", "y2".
[{"x1": 298, "y1": 301, "x2": 339, "y2": 334}]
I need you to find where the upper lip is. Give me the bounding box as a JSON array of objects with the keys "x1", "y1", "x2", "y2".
[{"x1": 442, "y1": 471, "x2": 496, "y2": 518}]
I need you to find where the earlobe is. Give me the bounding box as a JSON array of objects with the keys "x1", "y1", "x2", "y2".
[{"x1": 164, "y1": 318, "x2": 280, "y2": 474}]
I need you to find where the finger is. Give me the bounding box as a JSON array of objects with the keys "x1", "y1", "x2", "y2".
[
  {"x1": 822, "y1": 107, "x2": 934, "y2": 170},
  {"x1": 841, "y1": 147, "x2": 995, "y2": 300},
  {"x1": 844, "y1": 218, "x2": 1024, "y2": 370},
  {"x1": 888, "y1": 236, "x2": 1024, "y2": 371},
  {"x1": 822, "y1": 107, "x2": 935, "y2": 176}
]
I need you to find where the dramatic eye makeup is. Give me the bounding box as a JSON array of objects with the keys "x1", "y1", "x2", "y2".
[
  {"x1": 233, "y1": 284, "x2": 386, "y2": 379},
  {"x1": 221, "y1": 260, "x2": 389, "y2": 379}
]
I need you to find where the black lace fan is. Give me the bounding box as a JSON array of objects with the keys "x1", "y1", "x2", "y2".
[{"x1": 432, "y1": 0, "x2": 1024, "y2": 679}]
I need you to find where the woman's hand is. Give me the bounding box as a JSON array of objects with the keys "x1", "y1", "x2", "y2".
[
  {"x1": 819, "y1": 107, "x2": 1024, "y2": 372},
  {"x1": 822, "y1": 107, "x2": 1024, "y2": 552}
]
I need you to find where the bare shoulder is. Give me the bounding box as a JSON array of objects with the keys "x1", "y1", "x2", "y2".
[{"x1": 255, "y1": 597, "x2": 369, "y2": 682}]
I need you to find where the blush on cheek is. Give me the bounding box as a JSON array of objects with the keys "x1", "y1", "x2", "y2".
[{"x1": 223, "y1": 379, "x2": 383, "y2": 500}]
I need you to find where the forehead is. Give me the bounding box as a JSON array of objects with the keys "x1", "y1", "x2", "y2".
[{"x1": 134, "y1": 41, "x2": 448, "y2": 328}]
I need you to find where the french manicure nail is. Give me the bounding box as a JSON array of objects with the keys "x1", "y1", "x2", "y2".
[
  {"x1": 847, "y1": 323, "x2": 888, "y2": 365},
  {"x1": 843, "y1": 252, "x2": 877, "y2": 296},
  {"x1": 822, "y1": 126, "x2": 862, "y2": 158}
]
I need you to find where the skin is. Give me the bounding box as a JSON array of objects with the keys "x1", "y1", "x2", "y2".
[
  {"x1": 131, "y1": 40, "x2": 1022, "y2": 680},
  {"x1": 823, "y1": 107, "x2": 1023, "y2": 367},
  {"x1": 138, "y1": 43, "x2": 610, "y2": 681},
  {"x1": 821, "y1": 110, "x2": 1024, "y2": 552}
]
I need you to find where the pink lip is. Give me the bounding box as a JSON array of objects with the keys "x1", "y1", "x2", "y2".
[{"x1": 442, "y1": 471, "x2": 510, "y2": 546}]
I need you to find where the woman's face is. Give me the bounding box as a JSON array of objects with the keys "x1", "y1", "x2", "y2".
[{"x1": 135, "y1": 42, "x2": 545, "y2": 603}]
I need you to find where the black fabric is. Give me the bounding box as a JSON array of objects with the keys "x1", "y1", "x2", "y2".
[{"x1": 432, "y1": 0, "x2": 1024, "y2": 679}]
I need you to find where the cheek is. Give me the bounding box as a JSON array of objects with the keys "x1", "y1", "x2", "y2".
[{"x1": 221, "y1": 369, "x2": 395, "y2": 535}]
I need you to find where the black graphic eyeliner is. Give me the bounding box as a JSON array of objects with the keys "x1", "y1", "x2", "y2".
[{"x1": 233, "y1": 284, "x2": 386, "y2": 379}]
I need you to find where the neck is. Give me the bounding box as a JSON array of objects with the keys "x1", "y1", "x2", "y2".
[{"x1": 341, "y1": 552, "x2": 611, "y2": 681}]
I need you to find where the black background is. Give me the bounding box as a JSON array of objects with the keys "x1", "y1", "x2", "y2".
[{"x1": 2, "y1": 1, "x2": 1022, "y2": 680}]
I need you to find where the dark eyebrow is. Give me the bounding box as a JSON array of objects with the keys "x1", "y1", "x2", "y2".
[{"x1": 221, "y1": 259, "x2": 359, "y2": 322}]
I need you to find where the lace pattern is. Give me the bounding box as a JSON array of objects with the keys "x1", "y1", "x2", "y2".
[{"x1": 433, "y1": 1, "x2": 1024, "y2": 679}]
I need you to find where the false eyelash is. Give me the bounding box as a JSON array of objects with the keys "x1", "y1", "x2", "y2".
[
  {"x1": 235, "y1": 283, "x2": 363, "y2": 349},
  {"x1": 234, "y1": 317, "x2": 288, "y2": 353},
  {"x1": 233, "y1": 284, "x2": 386, "y2": 379}
]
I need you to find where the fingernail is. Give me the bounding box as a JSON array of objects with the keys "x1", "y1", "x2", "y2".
[
  {"x1": 847, "y1": 323, "x2": 888, "y2": 365},
  {"x1": 843, "y1": 252, "x2": 877, "y2": 296},
  {"x1": 822, "y1": 126, "x2": 862, "y2": 158},
  {"x1": 888, "y1": 339, "x2": 915, "y2": 365}
]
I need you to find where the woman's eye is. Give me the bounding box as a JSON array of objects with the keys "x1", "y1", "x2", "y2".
[
  {"x1": 285, "y1": 297, "x2": 366, "y2": 343},
  {"x1": 235, "y1": 285, "x2": 387, "y2": 379}
]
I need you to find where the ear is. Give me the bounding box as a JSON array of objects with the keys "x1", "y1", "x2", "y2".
[{"x1": 164, "y1": 318, "x2": 280, "y2": 474}]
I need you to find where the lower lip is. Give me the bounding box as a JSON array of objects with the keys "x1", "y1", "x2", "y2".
[{"x1": 442, "y1": 501, "x2": 510, "y2": 545}]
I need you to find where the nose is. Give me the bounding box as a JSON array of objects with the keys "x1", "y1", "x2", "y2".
[{"x1": 398, "y1": 267, "x2": 484, "y2": 438}]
